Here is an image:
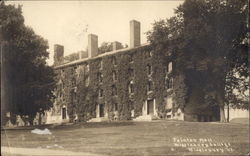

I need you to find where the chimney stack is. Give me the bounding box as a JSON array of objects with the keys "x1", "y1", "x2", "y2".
[
  {"x1": 88, "y1": 34, "x2": 98, "y2": 58},
  {"x1": 130, "y1": 20, "x2": 141, "y2": 48},
  {"x1": 54, "y1": 44, "x2": 64, "y2": 66},
  {"x1": 112, "y1": 41, "x2": 123, "y2": 51}
]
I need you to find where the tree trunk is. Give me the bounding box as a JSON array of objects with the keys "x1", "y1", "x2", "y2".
[
  {"x1": 217, "y1": 92, "x2": 226, "y2": 122},
  {"x1": 227, "y1": 103, "x2": 230, "y2": 122},
  {"x1": 219, "y1": 105, "x2": 226, "y2": 122},
  {"x1": 29, "y1": 117, "x2": 34, "y2": 126},
  {"x1": 38, "y1": 113, "x2": 42, "y2": 125}
]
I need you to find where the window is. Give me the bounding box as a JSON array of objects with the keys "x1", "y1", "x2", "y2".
[
  {"x1": 128, "y1": 81, "x2": 134, "y2": 94},
  {"x1": 129, "y1": 54, "x2": 134, "y2": 63},
  {"x1": 72, "y1": 78, "x2": 76, "y2": 86},
  {"x1": 112, "y1": 56, "x2": 117, "y2": 66},
  {"x1": 146, "y1": 64, "x2": 152, "y2": 75},
  {"x1": 112, "y1": 85, "x2": 117, "y2": 96},
  {"x1": 167, "y1": 62, "x2": 172, "y2": 73},
  {"x1": 97, "y1": 72, "x2": 103, "y2": 83},
  {"x1": 100, "y1": 60, "x2": 103, "y2": 70},
  {"x1": 165, "y1": 78, "x2": 173, "y2": 89},
  {"x1": 113, "y1": 103, "x2": 118, "y2": 111},
  {"x1": 145, "y1": 51, "x2": 153, "y2": 58},
  {"x1": 112, "y1": 71, "x2": 117, "y2": 81},
  {"x1": 147, "y1": 80, "x2": 153, "y2": 92},
  {"x1": 98, "y1": 89, "x2": 103, "y2": 97},
  {"x1": 85, "y1": 64, "x2": 89, "y2": 72},
  {"x1": 85, "y1": 76, "x2": 89, "y2": 87},
  {"x1": 61, "y1": 69, "x2": 64, "y2": 74},
  {"x1": 128, "y1": 68, "x2": 134, "y2": 78}
]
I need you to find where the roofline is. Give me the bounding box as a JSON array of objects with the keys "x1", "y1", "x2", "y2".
[{"x1": 54, "y1": 43, "x2": 150, "y2": 69}]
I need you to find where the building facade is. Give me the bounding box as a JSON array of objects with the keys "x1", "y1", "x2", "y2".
[{"x1": 49, "y1": 20, "x2": 220, "y2": 124}]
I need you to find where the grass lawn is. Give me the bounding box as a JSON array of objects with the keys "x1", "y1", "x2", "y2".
[{"x1": 1, "y1": 120, "x2": 249, "y2": 155}]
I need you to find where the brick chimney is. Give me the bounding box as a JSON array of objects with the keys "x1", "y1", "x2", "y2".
[
  {"x1": 112, "y1": 41, "x2": 123, "y2": 51},
  {"x1": 88, "y1": 34, "x2": 98, "y2": 58},
  {"x1": 130, "y1": 20, "x2": 141, "y2": 48},
  {"x1": 54, "y1": 44, "x2": 64, "y2": 66}
]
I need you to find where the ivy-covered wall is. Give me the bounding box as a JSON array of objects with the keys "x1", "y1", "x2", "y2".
[{"x1": 53, "y1": 45, "x2": 179, "y2": 122}]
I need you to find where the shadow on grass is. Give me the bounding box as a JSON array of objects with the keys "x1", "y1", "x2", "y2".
[{"x1": 1, "y1": 121, "x2": 136, "y2": 131}]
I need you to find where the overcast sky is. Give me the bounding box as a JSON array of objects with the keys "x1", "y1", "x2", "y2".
[{"x1": 8, "y1": 1, "x2": 183, "y2": 65}]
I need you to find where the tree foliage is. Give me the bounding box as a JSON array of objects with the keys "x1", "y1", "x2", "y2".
[
  {"x1": 147, "y1": 0, "x2": 249, "y2": 121},
  {"x1": 0, "y1": 3, "x2": 56, "y2": 124}
]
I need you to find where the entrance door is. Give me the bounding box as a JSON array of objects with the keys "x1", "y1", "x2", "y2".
[
  {"x1": 99, "y1": 104, "x2": 104, "y2": 117},
  {"x1": 62, "y1": 108, "x2": 66, "y2": 119},
  {"x1": 147, "y1": 99, "x2": 154, "y2": 115}
]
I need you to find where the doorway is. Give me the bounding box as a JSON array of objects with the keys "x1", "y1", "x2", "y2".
[
  {"x1": 99, "y1": 104, "x2": 105, "y2": 117},
  {"x1": 62, "y1": 107, "x2": 66, "y2": 119},
  {"x1": 147, "y1": 99, "x2": 154, "y2": 115}
]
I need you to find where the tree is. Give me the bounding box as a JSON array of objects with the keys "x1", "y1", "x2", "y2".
[
  {"x1": 98, "y1": 42, "x2": 113, "y2": 54},
  {"x1": 147, "y1": 0, "x2": 248, "y2": 122},
  {"x1": 0, "y1": 2, "x2": 56, "y2": 125},
  {"x1": 98, "y1": 42, "x2": 125, "y2": 54},
  {"x1": 64, "y1": 52, "x2": 80, "y2": 62}
]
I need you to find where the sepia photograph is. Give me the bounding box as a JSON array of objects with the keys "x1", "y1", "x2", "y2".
[{"x1": 1, "y1": 0, "x2": 249, "y2": 155}]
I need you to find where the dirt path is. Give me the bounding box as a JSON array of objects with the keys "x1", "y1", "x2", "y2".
[{"x1": 1, "y1": 146, "x2": 101, "y2": 156}]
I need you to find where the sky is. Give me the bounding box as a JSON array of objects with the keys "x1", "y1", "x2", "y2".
[{"x1": 8, "y1": 1, "x2": 183, "y2": 65}]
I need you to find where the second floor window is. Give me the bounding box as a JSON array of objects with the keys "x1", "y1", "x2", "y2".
[
  {"x1": 98, "y1": 88, "x2": 103, "y2": 97},
  {"x1": 147, "y1": 80, "x2": 153, "y2": 92},
  {"x1": 111, "y1": 85, "x2": 117, "y2": 96},
  {"x1": 165, "y1": 78, "x2": 173, "y2": 89},
  {"x1": 128, "y1": 68, "x2": 134, "y2": 78},
  {"x1": 72, "y1": 78, "x2": 76, "y2": 86},
  {"x1": 167, "y1": 62, "x2": 172, "y2": 73},
  {"x1": 97, "y1": 72, "x2": 103, "y2": 83},
  {"x1": 112, "y1": 71, "x2": 117, "y2": 81},
  {"x1": 146, "y1": 64, "x2": 152, "y2": 75},
  {"x1": 128, "y1": 81, "x2": 134, "y2": 94}
]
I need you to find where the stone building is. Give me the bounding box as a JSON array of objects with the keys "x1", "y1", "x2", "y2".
[{"x1": 49, "y1": 20, "x2": 220, "y2": 123}]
